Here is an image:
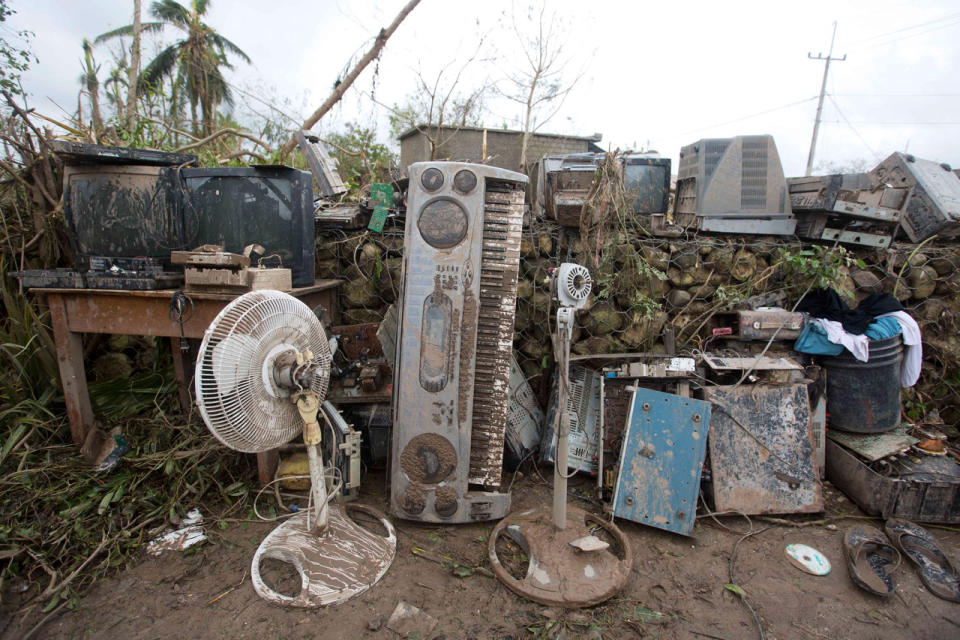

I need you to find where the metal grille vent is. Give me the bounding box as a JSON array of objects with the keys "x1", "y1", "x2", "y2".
[
  {"x1": 741, "y1": 137, "x2": 769, "y2": 209},
  {"x1": 703, "y1": 140, "x2": 730, "y2": 183}
]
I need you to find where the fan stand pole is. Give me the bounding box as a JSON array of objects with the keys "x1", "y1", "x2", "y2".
[
  {"x1": 297, "y1": 392, "x2": 329, "y2": 534},
  {"x1": 552, "y1": 307, "x2": 575, "y2": 529},
  {"x1": 306, "y1": 444, "x2": 329, "y2": 532}
]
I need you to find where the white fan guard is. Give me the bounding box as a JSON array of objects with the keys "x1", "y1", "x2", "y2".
[
  {"x1": 195, "y1": 290, "x2": 331, "y2": 453},
  {"x1": 557, "y1": 263, "x2": 592, "y2": 307}
]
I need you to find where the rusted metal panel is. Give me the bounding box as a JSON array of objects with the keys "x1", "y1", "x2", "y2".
[
  {"x1": 704, "y1": 384, "x2": 823, "y2": 515},
  {"x1": 714, "y1": 310, "x2": 804, "y2": 341},
  {"x1": 391, "y1": 162, "x2": 526, "y2": 523},
  {"x1": 870, "y1": 151, "x2": 960, "y2": 241},
  {"x1": 827, "y1": 424, "x2": 918, "y2": 462},
  {"x1": 826, "y1": 439, "x2": 960, "y2": 523},
  {"x1": 612, "y1": 387, "x2": 711, "y2": 536}
]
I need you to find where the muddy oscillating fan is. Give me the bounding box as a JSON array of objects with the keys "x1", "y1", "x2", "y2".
[{"x1": 195, "y1": 290, "x2": 396, "y2": 607}]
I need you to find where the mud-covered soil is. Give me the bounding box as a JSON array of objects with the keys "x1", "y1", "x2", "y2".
[{"x1": 3, "y1": 471, "x2": 959, "y2": 640}]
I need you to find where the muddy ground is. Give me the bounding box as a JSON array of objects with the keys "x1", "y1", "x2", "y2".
[{"x1": 3, "y1": 470, "x2": 959, "y2": 640}]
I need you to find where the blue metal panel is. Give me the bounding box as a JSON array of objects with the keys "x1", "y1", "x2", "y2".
[{"x1": 612, "y1": 388, "x2": 711, "y2": 536}]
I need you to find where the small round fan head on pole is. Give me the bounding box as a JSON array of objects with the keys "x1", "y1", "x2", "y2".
[{"x1": 193, "y1": 290, "x2": 396, "y2": 607}]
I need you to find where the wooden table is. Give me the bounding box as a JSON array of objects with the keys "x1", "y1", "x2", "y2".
[{"x1": 37, "y1": 280, "x2": 341, "y2": 482}]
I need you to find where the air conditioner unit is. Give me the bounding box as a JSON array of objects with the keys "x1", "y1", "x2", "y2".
[
  {"x1": 674, "y1": 135, "x2": 796, "y2": 235},
  {"x1": 391, "y1": 162, "x2": 526, "y2": 523}
]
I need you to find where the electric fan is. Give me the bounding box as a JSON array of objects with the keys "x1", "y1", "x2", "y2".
[
  {"x1": 195, "y1": 290, "x2": 396, "y2": 607},
  {"x1": 488, "y1": 264, "x2": 631, "y2": 608}
]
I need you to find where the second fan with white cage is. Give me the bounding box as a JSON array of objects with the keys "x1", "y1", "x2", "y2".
[{"x1": 195, "y1": 290, "x2": 395, "y2": 607}]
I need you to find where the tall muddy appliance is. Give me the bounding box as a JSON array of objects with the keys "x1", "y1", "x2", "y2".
[{"x1": 390, "y1": 162, "x2": 526, "y2": 523}]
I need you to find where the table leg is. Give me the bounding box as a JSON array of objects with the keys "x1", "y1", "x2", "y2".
[
  {"x1": 47, "y1": 294, "x2": 95, "y2": 453},
  {"x1": 170, "y1": 337, "x2": 192, "y2": 413},
  {"x1": 257, "y1": 449, "x2": 280, "y2": 485}
]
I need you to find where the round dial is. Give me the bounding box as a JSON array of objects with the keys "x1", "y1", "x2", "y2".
[
  {"x1": 453, "y1": 169, "x2": 477, "y2": 193},
  {"x1": 417, "y1": 198, "x2": 468, "y2": 249},
  {"x1": 420, "y1": 167, "x2": 444, "y2": 191}
]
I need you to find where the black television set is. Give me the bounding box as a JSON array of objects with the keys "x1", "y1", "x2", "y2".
[
  {"x1": 57, "y1": 141, "x2": 197, "y2": 269},
  {"x1": 56, "y1": 141, "x2": 317, "y2": 288},
  {"x1": 181, "y1": 166, "x2": 316, "y2": 286}
]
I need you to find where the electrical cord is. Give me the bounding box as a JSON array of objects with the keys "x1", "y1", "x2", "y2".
[{"x1": 168, "y1": 291, "x2": 194, "y2": 351}]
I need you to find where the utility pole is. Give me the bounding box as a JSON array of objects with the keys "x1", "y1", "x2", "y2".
[{"x1": 805, "y1": 22, "x2": 846, "y2": 176}]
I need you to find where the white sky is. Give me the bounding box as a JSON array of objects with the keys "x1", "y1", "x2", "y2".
[{"x1": 9, "y1": 0, "x2": 960, "y2": 176}]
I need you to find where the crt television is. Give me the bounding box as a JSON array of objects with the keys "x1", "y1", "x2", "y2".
[
  {"x1": 181, "y1": 167, "x2": 316, "y2": 287},
  {"x1": 57, "y1": 142, "x2": 317, "y2": 288}
]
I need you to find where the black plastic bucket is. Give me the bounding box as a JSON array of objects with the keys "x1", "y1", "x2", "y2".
[{"x1": 822, "y1": 335, "x2": 902, "y2": 433}]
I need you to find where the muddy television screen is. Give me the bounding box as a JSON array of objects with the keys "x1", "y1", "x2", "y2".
[
  {"x1": 182, "y1": 167, "x2": 315, "y2": 287},
  {"x1": 64, "y1": 164, "x2": 184, "y2": 265},
  {"x1": 64, "y1": 165, "x2": 316, "y2": 287}
]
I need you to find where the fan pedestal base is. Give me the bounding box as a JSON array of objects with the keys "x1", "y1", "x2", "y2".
[
  {"x1": 251, "y1": 503, "x2": 396, "y2": 607},
  {"x1": 487, "y1": 506, "x2": 631, "y2": 608}
]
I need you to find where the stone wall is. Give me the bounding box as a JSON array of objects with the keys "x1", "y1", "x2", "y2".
[{"x1": 317, "y1": 222, "x2": 960, "y2": 425}]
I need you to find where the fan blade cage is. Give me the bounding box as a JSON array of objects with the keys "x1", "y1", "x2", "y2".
[{"x1": 195, "y1": 290, "x2": 331, "y2": 453}]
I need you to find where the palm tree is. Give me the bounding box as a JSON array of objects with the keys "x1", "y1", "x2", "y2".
[
  {"x1": 97, "y1": 0, "x2": 250, "y2": 136},
  {"x1": 79, "y1": 39, "x2": 104, "y2": 134}
]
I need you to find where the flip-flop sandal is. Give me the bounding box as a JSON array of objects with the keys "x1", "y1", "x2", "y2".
[
  {"x1": 885, "y1": 518, "x2": 960, "y2": 603},
  {"x1": 843, "y1": 526, "x2": 901, "y2": 597}
]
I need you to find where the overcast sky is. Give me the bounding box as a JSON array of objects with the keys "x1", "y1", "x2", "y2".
[{"x1": 9, "y1": 0, "x2": 960, "y2": 176}]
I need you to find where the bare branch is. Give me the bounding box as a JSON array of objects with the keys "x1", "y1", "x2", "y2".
[
  {"x1": 279, "y1": 0, "x2": 422, "y2": 158},
  {"x1": 173, "y1": 127, "x2": 271, "y2": 152}
]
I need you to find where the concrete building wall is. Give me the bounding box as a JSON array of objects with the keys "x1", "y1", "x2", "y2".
[{"x1": 399, "y1": 127, "x2": 600, "y2": 174}]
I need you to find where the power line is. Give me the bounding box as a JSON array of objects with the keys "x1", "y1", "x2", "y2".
[
  {"x1": 675, "y1": 96, "x2": 817, "y2": 136},
  {"x1": 826, "y1": 95, "x2": 879, "y2": 161},
  {"x1": 831, "y1": 93, "x2": 960, "y2": 97},
  {"x1": 824, "y1": 120, "x2": 960, "y2": 125},
  {"x1": 846, "y1": 11, "x2": 960, "y2": 47},
  {"x1": 855, "y1": 16, "x2": 960, "y2": 50}
]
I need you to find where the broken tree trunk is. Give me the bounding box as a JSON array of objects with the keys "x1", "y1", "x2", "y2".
[{"x1": 278, "y1": 0, "x2": 421, "y2": 160}]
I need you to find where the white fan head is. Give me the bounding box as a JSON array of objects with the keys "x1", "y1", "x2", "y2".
[
  {"x1": 555, "y1": 263, "x2": 592, "y2": 310},
  {"x1": 194, "y1": 290, "x2": 332, "y2": 453}
]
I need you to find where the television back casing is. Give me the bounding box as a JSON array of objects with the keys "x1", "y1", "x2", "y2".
[
  {"x1": 674, "y1": 135, "x2": 795, "y2": 235},
  {"x1": 869, "y1": 152, "x2": 960, "y2": 242},
  {"x1": 391, "y1": 162, "x2": 526, "y2": 523}
]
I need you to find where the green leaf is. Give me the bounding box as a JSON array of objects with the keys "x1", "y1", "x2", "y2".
[
  {"x1": 97, "y1": 488, "x2": 116, "y2": 515},
  {"x1": 452, "y1": 565, "x2": 474, "y2": 578},
  {"x1": 42, "y1": 593, "x2": 61, "y2": 613},
  {"x1": 724, "y1": 583, "x2": 746, "y2": 597},
  {"x1": 0, "y1": 423, "x2": 27, "y2": 465}
]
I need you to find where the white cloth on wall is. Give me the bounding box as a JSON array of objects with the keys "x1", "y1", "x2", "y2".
[
  {"x1": 811, "y1": 317, "x2": 870, "y2": 362},
  {"x1": 877, "y1": 310, "x2": 922, "y2": 387}
]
